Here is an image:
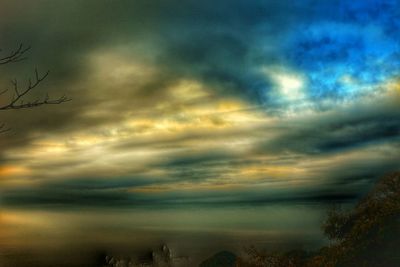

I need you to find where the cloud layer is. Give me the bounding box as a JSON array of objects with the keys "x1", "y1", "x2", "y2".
[{"x1": 0, "y1": 0, "x2": 399, "y2": 207}]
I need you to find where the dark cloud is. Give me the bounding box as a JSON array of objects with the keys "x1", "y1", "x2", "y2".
[
  {"x1": 0, "y1": 174, "x2": 167, "y2": 207},
  {"x1": 1, "y1": 0, "x2": 397, "y2": 139},
  {"x1": 0, "y1": 0, "x2": 399, "y2": 208},
  {"x1": 0, "y1": 177, "x2": 360, "y2": 208},
  {"x1": 259, "y1": 105, "x2": 400, "y2": 155}
]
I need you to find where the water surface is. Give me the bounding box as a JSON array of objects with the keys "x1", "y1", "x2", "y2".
[{"x1": 0, "y1": 204, "x2": 329, "y2": 266}]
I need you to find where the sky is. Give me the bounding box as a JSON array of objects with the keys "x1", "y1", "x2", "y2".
[{"x1": 0, "y1": 0, "x2": 399, "y2": 208}]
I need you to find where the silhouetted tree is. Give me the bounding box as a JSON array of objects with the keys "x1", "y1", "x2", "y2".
[
  {"x1": 0, "y1": 44, "x2": 70, "y2": 132},
  {"x1": 320, "y1": 171, "x2": 400, "y2": 267},
  {"x1": 240, "y1": 172, "x2": 400, "y2": 267}
]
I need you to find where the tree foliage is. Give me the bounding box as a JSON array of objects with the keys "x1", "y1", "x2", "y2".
[
  {"x1": 240, "y1": 172, "x2": 400, "y2": 267},
  {"x1": 319, "y1": 171, "x2": 400, "y2": 267}
]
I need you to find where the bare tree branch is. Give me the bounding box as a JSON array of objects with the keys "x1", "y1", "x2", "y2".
[
  {"x1": 0, "y1": 68, "x2": 71, "y2": 110},
  {"x1": 0, "y1": 44, "x2": 31, "y2": 65},
  {"x1": 0, "y1": 44, "x2": 71, "y2": 132},
  {"x1": 0, "y1": 123, "x2": 10, "y2": 133}
]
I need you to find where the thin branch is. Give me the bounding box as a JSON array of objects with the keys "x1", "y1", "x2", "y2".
[
  {"x1": 0, "y1": 68, "x2": 71, "y2": 110},
  {"x1": 0, "y1": 123, "x2": 10, "y2": 133},
  {"x1": 0, "y1": 44, "x2": 31, "y2": 65},
  {"x1": 0, "y1": 44, "x2": 70, "y2": 134},
  {"x1": 0, "y1": 88, "x2": 8, "y2": 96}
]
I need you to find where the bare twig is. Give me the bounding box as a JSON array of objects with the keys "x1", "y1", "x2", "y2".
[
  {"x1": 0, "y1": 44, "x2": 70, "y2": 133},
  {"x1": 0, "y1": 68, "x2": 71, "y2": 110},
  {"x1": 0, "y1": 44, "x2": 31, "y2": 65},
  {"x1": 0, "y1": 123, "x2": 10, "y2": 133}
]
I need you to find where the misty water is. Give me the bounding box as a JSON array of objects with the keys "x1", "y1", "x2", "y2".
[{"x1": 0, "y1": 204, "x2": 330, "y2": 266}]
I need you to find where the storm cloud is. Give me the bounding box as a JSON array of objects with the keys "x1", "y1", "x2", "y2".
[{"x1": 0, "y1": 0, "x2": 399, "y2": 208}]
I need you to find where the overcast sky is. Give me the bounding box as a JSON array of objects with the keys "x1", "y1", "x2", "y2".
[{"x1": 0, "y1": 0, "x2": 399, "y2": 208}]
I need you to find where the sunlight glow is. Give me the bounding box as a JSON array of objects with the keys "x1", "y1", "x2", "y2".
[
  {"x1": 263, "y1": 67, "x2": 306, "y2": 102},
  {"x1": 274, "y1": 73, "x2": 304, "y2": 99}
]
